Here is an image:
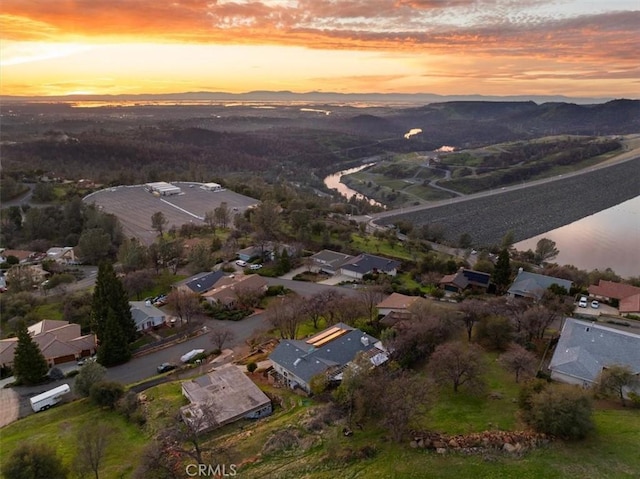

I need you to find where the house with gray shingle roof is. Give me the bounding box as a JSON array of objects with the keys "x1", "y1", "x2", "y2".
[
  {"x1": 269, "y1": 323, "x2": 388, "y2": 394},
  {"x1": 310, "y1": 250, "x2": 355, "y2": 275},
  {"x1": 507, "y1": 268, "x2": 572, "y2": 301},
  {"x1": 130, "y1": 301, "x2": 166, "y2": 331},
  {"x1": 173, "y1": 270, "x2": 226, "y2": 295},
  {"x1": 549, "y1": 318, "x2": 640, "y2": 393},
  {"x1": 339, "y1": 253, "x2": 401, "y2": 279}
]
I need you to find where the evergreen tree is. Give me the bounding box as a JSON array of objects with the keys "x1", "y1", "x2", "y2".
[
  {"x1": 92, "y1": 262, "x2": 136, "y2": 366},
  {"x1": 13, "y1": 321, "x2": 49, "y2": 385},
  {"x1": 493, "y1": 248, "x2": 512, "y2": 293},
  {"x1": 97, "y1": 309, "x2": 132, "y2": 366}
]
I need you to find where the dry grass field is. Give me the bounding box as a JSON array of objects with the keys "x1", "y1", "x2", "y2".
[{"x1": 84, "y1": 182, "x2": 259, "y2": 244}]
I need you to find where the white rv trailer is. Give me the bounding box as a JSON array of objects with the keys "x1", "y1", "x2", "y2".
[{"x1": 29, "y1": 383, "x2": 71, "y2": 412}]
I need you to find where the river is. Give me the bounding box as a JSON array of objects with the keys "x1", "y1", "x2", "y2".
[
  {"x1": 323, "y1": 163, "x2": 383, "y2": 207},
  {"x1": 515, "y1": 196, "x2": 640, "y2": 278}
]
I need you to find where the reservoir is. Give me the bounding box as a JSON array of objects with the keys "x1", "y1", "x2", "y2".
[{"x1": 515, "y1": 196, "x2": 640, "y2": 278}]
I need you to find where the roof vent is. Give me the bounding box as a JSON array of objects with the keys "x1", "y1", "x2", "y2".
[
  {"x1": 293, "y1": 358, "x2": 301, "y2": 366},
  {"x1": 145, "y1": 300, "x2": 151, "y2": 306}
]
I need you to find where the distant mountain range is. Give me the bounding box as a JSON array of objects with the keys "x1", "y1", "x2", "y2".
[{"x1": 0, "y1": 90, "x2": 630, "y2": 105}]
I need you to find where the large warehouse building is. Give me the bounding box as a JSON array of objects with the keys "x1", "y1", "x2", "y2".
[{"x1": 144, "y1": 182, "x2": 182, "y2": 196}]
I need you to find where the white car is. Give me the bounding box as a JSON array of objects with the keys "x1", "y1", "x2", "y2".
[
  {"x1": 235, "y1": 260, "x2": 248, "y2": 267},
  {"x1": 591, "y1": 300, "x2": 600, "y2": 309},
  {"x1": 249, "y1": 264, "x2": 262, "y2": 270},
  {"x1": 578, "y1": 297, "x2": 588, "y2": 308}
]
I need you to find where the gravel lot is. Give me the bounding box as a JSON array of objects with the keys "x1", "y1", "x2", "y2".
[
  {"x1": 377, "y1": 156, "x2": 640, "y2": 247},
  {"x1": 84, "y1": 182, "x2": 259, "y2": 244}
]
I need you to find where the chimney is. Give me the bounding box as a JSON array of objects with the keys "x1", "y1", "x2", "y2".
[{"x1": 361, "y1": 336, "x2": 370, "y2": 347}]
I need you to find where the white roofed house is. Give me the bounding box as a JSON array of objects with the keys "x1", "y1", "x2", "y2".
[{"x1": 46, "y1": 247, "x2": 78, "y2": 265}]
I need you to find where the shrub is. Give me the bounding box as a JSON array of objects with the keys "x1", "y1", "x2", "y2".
[
  {"x1": 247, "y1": 362, "x2": 258, "y2": 374},
  {"x1": 74, "y1": 361, "x2": 107, "y2": 397},
  {"x1": 525, "y1": 384, "x2": 594, "y2": 440},
  {"x1": 90, "y1": 381, "x2": 125, "y2": 409},
  {"x1": 2, "y1": 443, "x2": 67, "y2": 479},
  {"x1": 47, "y1": 367, "x2": 65, "y2": 381}
]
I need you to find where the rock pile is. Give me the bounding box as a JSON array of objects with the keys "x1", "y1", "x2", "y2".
[{"x1": 409, "y1": 430, "x2": 550, "y2": 455}]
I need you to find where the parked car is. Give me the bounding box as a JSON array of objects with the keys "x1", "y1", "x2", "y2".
[
  {"x1": 591, "y1": 300, "x2": 600, "y2": 309},
  {"x1": 157, "y1": 362, "x2": 177, "y2": 374},
  {"x1": 249, "y1": 264, "x2": 263, "y2": 270},
  {"x1": 578, "y1": 297, "x2": 588, "y2": 308},
  {"x1": 77, "y1": 356, "x2": 97, "y2": 366},
  {"x1": 235, "y1": 260, "x2": 248, "y2": 267}
]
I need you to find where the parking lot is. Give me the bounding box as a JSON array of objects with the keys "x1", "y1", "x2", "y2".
[{"x1": 84, "y1": 182, "x2": 259, "y2": 244}]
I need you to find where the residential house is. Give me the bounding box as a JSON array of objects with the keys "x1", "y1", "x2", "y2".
[
  {"x1": 201, "y1": 274, "x2": 268, "y2": 308},
  {"x1": 130, "y1": 301, "x2": 166, "y2": 331},
  {"x1": 180, "y1": 363, "x2": 272, "y2": 433},
  {"x1": 236, "y1": 246, "x2": 266, "y2": 262},
  {"x1": 310, "y1": 250, "x2": 355, "y2": 275},
  {"x1": 588, "y1": 280, "x2": 640, "y2": 304},
  {"x1": 46, "y1": 247, "x2": 78, "y2": 264},
  {"x1": 173, "y1": 270, "x2": 226, "y2": 295},
  {"x1": 0, "y1": 249, "x2": 37, "y2": 264},
  {"x1": 269, "y1": 323, "x2": 388, "y2": 394},
  {"x1": 507, "y1": 268, "x2": 572, "y2": 301},
  {"x1": 376, "y1": 292, "x2": 422, "y2": 317},
  {"x1": 620, "y1": 294, "x2": 640, "y2": 315},
  {"x1": 0, "y1": 320, "x2": 97, "y2": 368},
  {"x1": 439, "y1": 267, "x2": 491, "y2": 294},
  {"x1": 549, "y1": 318, "x2": 640, "y2": 395},
  {"x1": 339, "y1": 253, "x2": 401, "y2": 279}
]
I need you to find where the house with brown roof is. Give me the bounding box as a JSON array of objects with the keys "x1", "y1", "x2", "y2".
[
  {"x1": 620, "y1": 294, "x2": 640, "y2": 315},
  {"x1": 5, "y1": 264, "x2": 49, "y2": 290},
  {"x1": 376, "y1": 293, "x2": 422, "y2": 317},
  {"x1": 201, "y1": 274, "x2": 268, "y2": 308},
  {"x1": 0, "y1": 249, "x2": 37, "y2": 264},
  {"x1": 439, "y1": 267, "x2": 491, "y2": 294},
  {"x1": 588, "y1": 280, "x2": 640, "y2": 303},
  {"x1": 0, "y1": 320, "x2": 96, "y2": 368}
]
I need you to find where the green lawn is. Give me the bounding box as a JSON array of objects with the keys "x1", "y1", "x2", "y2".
[{"x1": 0, "y1": 399, "x2": 147, "y2": 478}]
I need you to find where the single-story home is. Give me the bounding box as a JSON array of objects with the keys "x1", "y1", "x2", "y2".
[
  {"x1": 376, "y1": 292, "x2": 422, "y2": 317},
  {"x1": 588, "y1": 280, "x2": 640, "y2": 303},
  {"x1": 130, "y1": 301, "x2": 166, "y2": 331},
  {"x1": 310, "y1": 250, "x2": 355, "y2": 275},
  {"x1": 180, "y1": 363, "x2": 272, "y2": 433},
  {"x1": 46, "y1": 247, "x2": 78, "y2": 264},
  {"x1": 0, "y1": 320, "x2": 96, "y2": 368},
  {"x1": 173, "y1": 270, "x2": 226, "y2": 295},
  {"x1": 439, "y1": 267, "x2": 491, "y2": 294},
  {"x1": 507, "y1": 268, "x2": 572, "y2": 301},
  {"x1": 236, "y1": 246, "x2": 267, "y2": 262},
  {"x1": 549, "y1": 318, "x2": 640, "y2": 394},
  {"x1": 201, "y1": 274, "x2": 268, "y2": 308},
  {"x1": 339, "y1": 253, "x2": 401, "y2": 279},
  {"x1": 620, "y1": 294, "x2": 640, "y2": 315},
  {"x1": 269, "y1": 323, "x2": 388, "y2": 394},
  {"x1": 0, "y1": 249, "x2": 37, "y2": 264}
]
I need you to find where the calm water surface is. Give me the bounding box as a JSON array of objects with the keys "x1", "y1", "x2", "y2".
[
  {"x1": 323, "y1": 164, "x2": 383, "y2": 206},
  {"x1": 515, "y1": 196, "x2": 640, "y2": 278}
]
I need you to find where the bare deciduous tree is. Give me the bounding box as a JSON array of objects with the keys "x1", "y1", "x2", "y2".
[
  {"x1": 359, "y1": 285, "x2": 387, "y2": 322},
  {"x1": 430, "y1": 341, "x2": 485, "y2": 393},
  {"x1": 303, "y1": 290, "x2": 343, "y2": 329},
  {"x1": 74, "y1": 421, "x2": 113, "y2": 479},
  {"x1": 499, "y1": 343, "x2": 537, "y2": 383},
  {"x1": 167, "y1": 289, "x2": 201, "y2": 324},
  {"x1": 267, "y1": 296, "x2": 305, "y2": 339},
  {"x1": 596, "y1": 364, "x2": 640, "y2": 407},
  {"x1": 210, "y1": 327, "x2": 235, "y2": 351}
]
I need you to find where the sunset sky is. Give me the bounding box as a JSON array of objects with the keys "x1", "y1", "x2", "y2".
[{"x1": 1, "y1": 0, "x2": 638, "y2": 98}]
